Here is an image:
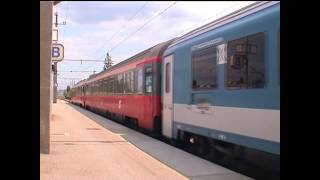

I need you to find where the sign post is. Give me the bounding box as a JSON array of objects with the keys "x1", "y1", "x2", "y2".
[
  {"x1": 52, "y1": 43, "x2": 64, "y2": 62},
  {"x1": 51, "y1": 43, "x2": 64, "y2": 103}
]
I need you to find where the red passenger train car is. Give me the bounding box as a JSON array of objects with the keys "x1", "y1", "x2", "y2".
[{"x1": 70, "y1": 40, "x2": 174, "y2": 134}]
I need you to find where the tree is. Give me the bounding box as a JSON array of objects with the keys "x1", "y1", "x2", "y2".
[{"x1": 104, "y1": 52, "x2": 113, "y2": 70}]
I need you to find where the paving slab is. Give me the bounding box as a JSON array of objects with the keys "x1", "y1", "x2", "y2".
[{"x1": 41, "y1": 100, "x2": 187, "y2": 180}]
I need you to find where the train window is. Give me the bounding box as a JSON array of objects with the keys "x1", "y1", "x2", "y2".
[
  {"x1": 165, "y1": 62, "x2": 171, "y2": 93},
  {"x1": 145, "y1": 67, "x2": 152, "y2": 93},
  {"x1": 102, "y1": 81, "x2": 105, "y2": 95},
  {"x1": 100, "y1": 81, "x2": 103, "y2": 95},
  {"x1": 99, "y1": 83, "x2": 101, "y2": 95},
  {"x1": 106, "y1": 79, "x2": 109, "y2": 94},
  {"x1": 107, "y1": 78, "x2": 111, "y2": 94},
  {"x1": 226, "y1": 32, "x2": 265, "y2": 89},
  {"x1": 106, "y1": 80, "x2": 109, "y2": 94},
  {"x1": 136, "y1": 68, "x2": 143, "y2": 94},
  {"x1": 97, "y1": 82, "x2": 101, "y2": 95},
  {"x1": 91, "y1": 84, "x2": 94, "y2": 95},
  {"x1": 95, "y1": 83, "x2": 98, "y2": 95},
  {"x1": 95, "y1": 84, "x2": 97, "y2": 95},
  {"x1": 96, "y1": 83, "x2": 98, "y2": 95},
  {"x1": 192, "y1": 45, "x2": 217, "y2": 90},
  {"x1": 108, "y1": 77, "x2": 115, "y2": 94},
  {"x1": 103, "y1": 80, "x2": 107, "y2": 95},
  {"x1": 101, "y1": 81, "x2": 105, "y2": 95},
  {"x1": 124, "y1": 72, "x2": 128, "y2": 93},
  {"x1": 103, "y1": 82, "x2": 105, "y2": 95},
  {"x1": 125, "y1": 71, "x2": 135, "y2": 94},
  {"x1": 145, "y1": 75, "x2": 152, "y2": 93},
  {"x1": 116, "y1": 73, "x2": 124, "y2": 94},
  {"x1": 131, "y1": 71, "x2": 135, "y2": 93}
]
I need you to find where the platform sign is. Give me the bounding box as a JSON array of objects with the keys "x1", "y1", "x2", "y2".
[
  {"x1": 52, "y1": 43, "x2": 64, "y2": 62},
  {"x1": 52, "y1": 29, "x2": 58, "y2": 42}
]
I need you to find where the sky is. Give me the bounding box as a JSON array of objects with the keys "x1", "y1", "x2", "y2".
[{"x1": 53, "y1": 1, "x2": 256, "y2": 90}]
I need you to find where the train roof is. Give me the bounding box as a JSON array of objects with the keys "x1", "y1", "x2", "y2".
[
  {"x1": 168, "y1": 1, "x2": 279, "y2": 49},
  {"x1": 73, "y1": 39, "x2": 175, "y2": 88}
]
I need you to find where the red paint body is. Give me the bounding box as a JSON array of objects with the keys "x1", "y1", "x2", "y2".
[
  {"x1": 70, "y1": 39, "x2": 175, "y2": 132},
  {"x1": 71, "y1": 94, "x2": 161, "y2": 130},
  {"x1": 75, "y1": 94, "x2": 161, "y2": 130},
  {"x1": 70, "y1": 57, "x2": 163, "y2": 131}
]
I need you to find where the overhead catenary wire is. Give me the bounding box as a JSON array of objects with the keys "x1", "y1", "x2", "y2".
[
  {"x1": 77, "y1": 2, "x2": 175, "y2": 77},
  {"x1": 58, "y1": 77, "x2": 83, "y2": 80},
  {"x1": 58, "y1": 60, "x2": 102, "y2": 84},
  {"x1": 108, "y1": 1, "x2": 177, "y2": 53},
  {"x1": 54, "y1": 3, "x2": 83, "y2": 91},
  {"x1": 80, "y1": 1, "x2": 176, "y2": 79},
  {"x1": 174, "y1": 1, "x2": 247, "y2": 38},
  {"x1": 60, "y1": 1, "x2": 249, "y2": 88},
  {"x1": 58, "y1": 70, "x2": 98, "y2": 72},
  {"x1": 62, "y1": 56, "x2": 117, "y2": 78},
  {"x1": 107, "y1": 1, "x2": 177, "y2": 54},
  {"x1": 63, "y1": 59, "x2": 105, "y2": 62},
  {"x1": 83, "y1": 2, "x2": 149, "y2": 76},
  {"x1": 58, "y1": 2, "x2": 88, "y2": 76},
  {"x1": 92, "y1": 1, "x2": 149, "y2": 60},
  {"x1": 75, "y1": 2, "x2": 246, "y2": 87},
  {"x1": 63, "y1": 2, "x2": 177, "y2": 87},
  {"x1": 59, "y1": 1, "x2": 103, "y2": 76}
]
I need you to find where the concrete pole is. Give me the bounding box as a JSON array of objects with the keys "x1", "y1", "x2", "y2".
[
  {"x1": 53, "y1": 62, "x2": 58, "y2": 103},
  {"x1": 40, "y1": 1, "x2": 53, "y2": 154}
]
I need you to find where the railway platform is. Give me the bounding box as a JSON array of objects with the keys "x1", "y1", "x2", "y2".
[{"x1": 40, "y1": 100, "x2": 251, "y2": 180}]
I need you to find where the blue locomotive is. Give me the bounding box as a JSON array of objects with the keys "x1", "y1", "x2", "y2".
[{"x1": 161, "y1": 1, "x2": 279, "y2": 173}]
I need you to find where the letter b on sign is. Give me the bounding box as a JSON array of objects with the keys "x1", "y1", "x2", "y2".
[
  {"x1": 52, "y1": 43, "x2": 64, "y2": 62},
  {"x1": 52, "y1": 47, "x2": 60, "y2": 57}
]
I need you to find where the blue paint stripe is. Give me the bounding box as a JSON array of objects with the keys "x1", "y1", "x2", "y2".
[{"x1": 173, "y1": 122, "x2": 280, "y2": 155}]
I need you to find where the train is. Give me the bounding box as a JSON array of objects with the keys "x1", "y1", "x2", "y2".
[{"x1": 70, "y1": 1, "x2": 280, "y2": 176}]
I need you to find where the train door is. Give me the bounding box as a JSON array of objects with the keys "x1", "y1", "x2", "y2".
[
  {"x1": 144, "y1": 65, "x2": 153, "y2": 127},
  {"x1": 162, "y1": 55, "x2": 173, "y2": 138}
]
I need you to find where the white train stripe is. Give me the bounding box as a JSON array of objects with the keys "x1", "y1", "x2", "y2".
[{"x1": 173, "y1": 104, "x2": 280, "y2": 143}]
